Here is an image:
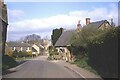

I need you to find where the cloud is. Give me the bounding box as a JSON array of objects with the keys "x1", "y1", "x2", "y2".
[
  {"x1": 69, "y1": 4, "x2": 118, "y2": 25},
  {"x1": 8, "y1": 14, "x2": 79, "y2": 35},
  {"x1": 8, "y1": 9, "x2": 25, "y2": 21},
  {"x1": 7, "y1": 3, "x2": 118, "y2": 41}
]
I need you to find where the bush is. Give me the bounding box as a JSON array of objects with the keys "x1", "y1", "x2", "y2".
[
  {"x1": 49, "y1": 46, "x2": 59, "y2": 60},
  {"x1": 49, "y1": 46, "x2": 58, "y2": 56},
  {"x1": 13, "y1": 50, "x2": 32, "y2": 58},
  {"x1": 17, "y1": 51, "x2": 28, "y2": 57},
  {"x1": 12, "y1": 49, "x2": 18, "y2": 57},
  {"x1": 70, "y1": 26, "x2": 104, "y2": 57},
  {"x1": 71, "y1": 46, "x2": 87, "y2": 58},
  {"x1": 27, "y1": 51, "x2": 32, "y2": 57}
]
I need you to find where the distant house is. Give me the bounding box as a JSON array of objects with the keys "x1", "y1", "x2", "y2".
[
  {"x1": 5, "y1": 42, "x2": 32, "y2": 56},
  {"x1": 32, "y1": 44, "x2": 44, "y2": 56},
  {"x1": 55, "y1": 18, "x2": 112, "y2": 62},
  {"x1": 41, "y1": 39, "x2": 52, "y2": 56},
  {"x1": 5, "y1": 42, "x2": 44, "y2": 56}
]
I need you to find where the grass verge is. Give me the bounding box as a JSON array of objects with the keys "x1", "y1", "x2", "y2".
[
  {"x1": 15, "y1": 57, "x2": 33, "y2": 61},
  {"x1": 2, "y1": 55, "x2": 18, "y2": 71},
  {"x1": 71, "y1": 57, "x2": 99, "y2": 75}
]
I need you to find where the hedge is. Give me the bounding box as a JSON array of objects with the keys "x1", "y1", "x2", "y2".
[
  {"x1": 2, "y1": 55, "x2": 18, "y2": 71},
  {"x1": 87, "y1": 27, "x2": 119, "y2": 78}
]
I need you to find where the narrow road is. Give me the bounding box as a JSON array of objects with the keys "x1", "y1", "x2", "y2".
[{"x1": 3, "y1": 56, "x2": 82, "y2": 78}]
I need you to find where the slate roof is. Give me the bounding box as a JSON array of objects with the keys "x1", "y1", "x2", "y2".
[
  {"x1": 55, "y1": 20, "x2": 110, "y2": 47},
  {"x1": 55, "y1": 30, "x2": 76, "y2": 47},
  {"x1": 7, "y1": 42, "x2": 31, "y2": 47}
]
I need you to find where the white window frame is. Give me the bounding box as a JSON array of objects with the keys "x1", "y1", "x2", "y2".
[{"x1": 20, "y1": 47, "x2": 23, "y2": 51}]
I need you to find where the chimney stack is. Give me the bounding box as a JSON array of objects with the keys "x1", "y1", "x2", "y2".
[
  {"x1": 76, "y1": 20, "x2": 82, "y2": 32},
  {"x1": 77, "y1": 20, "x2": 81, "y2": 28},
  {"x1": 86, "y1": 18, "x2": 90, "y2": 25}
]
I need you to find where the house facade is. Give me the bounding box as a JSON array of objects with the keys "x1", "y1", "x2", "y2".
[
  {"x1": 32, "y1": 44, "x2": 44, "y2": 56},
  {"x1": 55, "y1": 18, "x2": 112, "y2": 62},
  {"x1": 5, "y1": 42, "x2": 32, "y2": 56},
  {"x1": 5, "y1": 42, "x2": 44, "y2": 56},
  {"x1": 0, "y1": 0, "x2": 8, "y2": 55}
]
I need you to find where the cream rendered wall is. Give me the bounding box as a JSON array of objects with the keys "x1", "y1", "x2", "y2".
[
  {"x1": 56, "y1": 47, "x2": 71, "y2": 61},
  {"x1": 32, "y1": 44, "x2": 40, "y2": 54}
]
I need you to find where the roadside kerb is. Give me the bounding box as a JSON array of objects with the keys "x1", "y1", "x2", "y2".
[
  {"x1": 7, "y1": 60, "x2": 28, "y2": 71},
  {"x1": 64, "y1": 65, "x2": 86, "y2": 79}
]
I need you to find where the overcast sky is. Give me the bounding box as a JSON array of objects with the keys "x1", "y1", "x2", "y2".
[{"x1": 5, "y1": 1, "x2": 119, "y2": 41}]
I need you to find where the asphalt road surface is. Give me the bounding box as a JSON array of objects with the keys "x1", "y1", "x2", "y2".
[{"x1": 3, "y1": 56, "x2": 82, "y2": 78}]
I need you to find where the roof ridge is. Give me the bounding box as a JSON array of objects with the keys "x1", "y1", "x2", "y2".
[
  {"x1": 91, "y1": 20, "x2": 107, "y2": 24},
  {"x1": 63, "y1": 29, "x2": 75, "y2": 32}
]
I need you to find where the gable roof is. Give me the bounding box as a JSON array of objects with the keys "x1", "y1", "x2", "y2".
[
  {"x1": 7, "y1": 42, "x2": 31, "y2": 47},
  {"x1": 55, "y1": 30, "x2": 75, "y2": 47},
  {"x1": 84, "y1": 20, "x2": 109, "y2": 29}
]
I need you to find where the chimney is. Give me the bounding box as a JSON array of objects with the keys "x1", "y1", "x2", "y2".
[
  {"x1": 76, "y1": 20, "x2": 82, "y2": 32},
  {"x1": 77, "y1": 20, "x2": 82, "y2": 28},
  {"x1": 86, "y1": 18, "x2": 90, "y2": 25}
]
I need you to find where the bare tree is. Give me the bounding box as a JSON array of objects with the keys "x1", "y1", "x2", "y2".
[{"x1": 20, "y1": 34, "x2": 42, "y2": 44}]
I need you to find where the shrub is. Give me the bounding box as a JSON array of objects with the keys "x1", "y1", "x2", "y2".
[
  {"x1": 12, "y1": 49, "x2": 18, "y2": 58},
  {"x1": 17, "y1": 51, "x2": 28, "y2": 57},
  {"x1": 71, "y1": 46, "x2": 87, "y2": 59},
  {"x1": 27, "y1": 51, "x2": 32, "y2": 57},
  {"x1": 70, "y1": 26, "x2": 104, "y2": 57},
  {"x1": 48, "y1": 46, "x2": 59, "y2": 60}
]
